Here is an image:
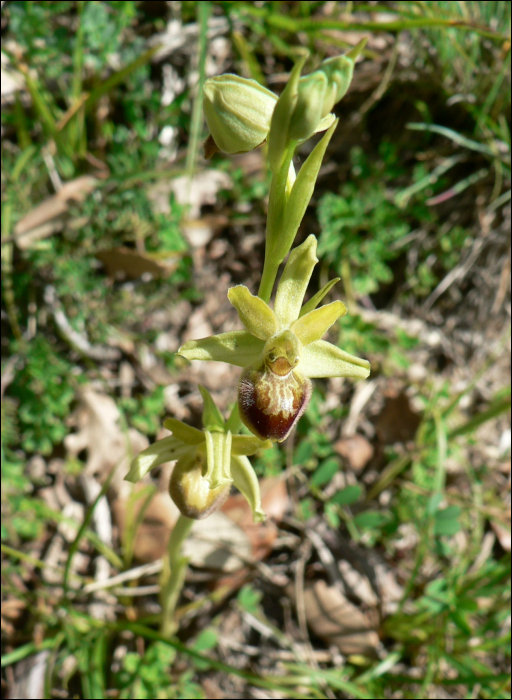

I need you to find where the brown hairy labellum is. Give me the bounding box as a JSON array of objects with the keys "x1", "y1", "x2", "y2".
[{"x1": 238, "y1": 353, "x2": 312, "y2": 442}]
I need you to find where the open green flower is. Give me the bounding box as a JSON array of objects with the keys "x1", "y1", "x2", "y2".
[
  {"x1": 126, "y1": 386, "x2": 270, "y2": 522},
  {"x1": 178, "y1": 236, "x2": 370, "y2": 442}
]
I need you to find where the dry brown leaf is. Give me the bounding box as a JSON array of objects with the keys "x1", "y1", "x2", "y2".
[
  {"x1": 181, "y1": 215, "x2": 228, "y2": 248},
  {"x1": 64, "y1": 387, "x2": 148, "y2": 492},
  {"x1": 1, "y1": 598, "x2": 26, "y2": 636},
  {"x1": 96, "y1": 247, "x2": 182, "y2": 280},
  {"x1": 112, "y1": 488, "x2": 180, "y2": 562},
  {"x1": 222, "y1": 476, "x2": 289, "y2": 560},
  {"x1": 1, "y1": 51, "x2": 26, "y2": 100},
  {"x1": 334, "y1": 434, "x2": 374, "y2": 472},
  {"x1": 300, "y1": 580, "x2": 380, "y2": 657},
  {"x1": 169, "y1": 170, "x2": 232, "y2": 219},
  {"x1": 14, "y1": 175, "x2": 98, "y2": 249},
  {"x1": 375, "y1": 390, "x2": 422, "y2": 445},
  {"x1": 490, "y1": 518, "x2": 511, "y2": 552},
  {"x1": 184, "y1": 511, "x2": 252, "y2": 572}
]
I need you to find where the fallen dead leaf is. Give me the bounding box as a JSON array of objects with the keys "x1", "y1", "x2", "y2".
[
  {"x1": 112, "y1": 474, "x2": 282, "y2": 569},
  {"x1": 222, "y1": 476, "x2": 289, "y2": 560},
  {"x1": 64, "y1": 386, "x2": 148, "y2": 494},
  {"x1": 169, "y1": 170, "x2": 232, "y2": 219},
  {"x1": 181, "y1": 215, "x2": 228, "y2": 248},
  {"x1": 375, "y1": 390, "x2": 422, "y2": 445},
  {"x1": 1, "y1": 51, "x2": 26, "y2": 100},
  {"x1": 184, "y1": 511, "x2": 252, "y2": 572},
  {"x1": 490, "y1": 518, "x2": 511, "y2": 552},
  {"x1": 96, "y1": 247, "x2": 182, "y2": 280},
  {"x1": 14, "y1": 175, "x2": 98, "y2": 249},
  {"x1": 1, "y1": 598, "x2": 26, "y2": 636},
  {"x1": 112, "y1": 487, "x2": 180, "y2": 563},
  {"x1": 334, "y1": 434, "x2": 374, "y2": 472},
  {"x1": 296, "y1": 580, "x2": 380, "y2": 657}
]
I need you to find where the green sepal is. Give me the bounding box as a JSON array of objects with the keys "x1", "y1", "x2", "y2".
[
  {"x1": 125, "y1": 437, "x2": 194, "y2": 483},
  {"x1": 228, "y1": 285, "x2": 277, "y2": 340},
  {"x1": 163, "y1": 418, "x2": 204, "y2": 445},
  {"x1": 301, "y1": 339, "x2": 371, "y2": 379},
  {"x1": 198, "y1": 385, "x2": 225, "y2": 432},
  {"x1": 274, "y1": 235, "x2": 318, "y2": 329},
  {"x1": 345, "y1": 37, "x2": 367, "y2": 62},
  {"x1": 290, "y1": 300, "x2": 347, "y2": 346},
  {"x1": 231, "y1": 454, "x2": 266, "y2": 523},
  {"x1": 178, "y1": 330, "x2": 265, "y2": 368},
  {"x1": 232, "y1": 435, "x2": 272, "y2": 455},
  {"x1": 299, "y1": 277, "x2": 341, "y2": 317}
]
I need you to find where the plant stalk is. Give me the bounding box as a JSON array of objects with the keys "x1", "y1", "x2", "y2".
[{"x1": 159, "y1": 515, "x2": 194, "y2": 637}]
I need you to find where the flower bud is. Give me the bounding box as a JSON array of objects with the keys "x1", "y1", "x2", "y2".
[
  {"x1": 316, "y1": 55, "x2": 354, "y2": 116},
  {"x1": 238, "y1": 330, "x2": 312, "y2": 442},
  {"x1": 170, "y1": 452, "x2": 230, "y2": 520},
  {"x1": 287, "y1": 72, "x2": 328, "y2": 142},
  {"x1": 203, "y1": 75, "x2": 277, "y2": 158}
]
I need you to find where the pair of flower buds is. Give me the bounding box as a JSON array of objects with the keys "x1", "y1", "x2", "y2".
[
  {"x1": 127, "y1": 45, "x2": 370, "y2": 522},
  {"x1": 203, "y1": 41, "x2": 364, "y2": 169}
]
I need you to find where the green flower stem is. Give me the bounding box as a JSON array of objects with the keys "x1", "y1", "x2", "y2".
[
  {"x1": 340, "y1": 257, "x2": 357, "y2": 314},
  {"x1": 159, "y1": 514, "x2": 194, "y2": 637}
]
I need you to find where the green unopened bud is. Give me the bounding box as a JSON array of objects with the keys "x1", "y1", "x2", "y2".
[
  {"x1": 316, "y1": 56, "x2": 354, "y2": 116},
  {"x1": 170, "y1": 451, "x2": 231, "y2": 520},
  {"x1": 317, "y1": 38, "x2": 367, "y2": 116},
  {"x1": 203, "y1": 75, "x2": 277, "y2": 158},
  {"x1": 288, "y1": 72, "x2": 328, "y2": 142}
]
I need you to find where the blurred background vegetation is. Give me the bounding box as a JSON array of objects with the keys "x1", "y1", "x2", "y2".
[{"x1": 1, "y1": 2, "x2": 510, "y2": 698}]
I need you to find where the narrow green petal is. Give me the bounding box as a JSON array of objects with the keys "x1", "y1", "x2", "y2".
[
  {"x1": 163, "y1": 418, "x2": 205, "y2": 444},
  {"x1": 228, "y1": 285, "x2": 277, "y2": 340},
  {"x1": 231, "y1": 454, "x2": 266, "y2": 523},
  {"x1": 204, "y1": 430, "x2": 233, "y2": 489},
  {"x1": 274, "y1": 235, "x2": 318, "y2": 328},
  {"x1": 198, "y1": 385, "x2": 225, "y2": 431},
  {"x1": 267, "y1": 52, "x2": 308, "y2": 174},
  {"x1": 290, "y1": 300, "x2": 347, "y2": 346},
  {"x1": 299, "y1": 277, "x2": 341, "y2": 317},
  {"x1": 301, "y1": 339, "x2": 370, "y2": 379},
  {"x1": 125, "y1": 437, "x2": 193, "y2": 483},
  {"x1": 232, "y1": 435, "x2": 272, "y2": 456},
  {"x1": 178, "y1": 330, "x2": 264, "y2": 368}
]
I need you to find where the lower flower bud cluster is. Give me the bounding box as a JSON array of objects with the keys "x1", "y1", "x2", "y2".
[{"x1": 126, "y1": 387, "x2": 270, "y2": 522}]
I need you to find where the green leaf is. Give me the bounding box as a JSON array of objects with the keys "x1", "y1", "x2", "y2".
[
  {"x1": 434, "y1": 505, "x2": 461, "y2": 536},
  {"x1": 353, "y1": 510, "x2": 389, "y2": 530},
  {"x1": 238, "y1": 584, "x2": 263, "y2": 613},
  {"x1": 310, "y1": 457, "x2": 339, "y2": 487},
  {"x1": 330, "y1": 484, "x2": 363, "y2": 506}
]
